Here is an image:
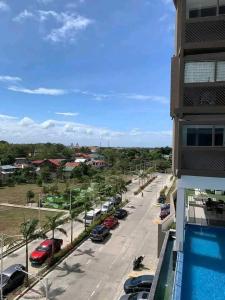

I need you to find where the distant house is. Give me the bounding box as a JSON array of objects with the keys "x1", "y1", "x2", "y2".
[
  {"x1": 75, "y1": 158, "x2": 88, "y2": 163},
  {"x1": 63, "y1": 162, "x2": 80, "y2": 178},
  {"x1": 0, "y1": 165, "x2": 17, "y2": 182},
  {"x1": 32, "y1": 159, "x2": 65, "y2": 169},
  {"x1": 14, "y1": 157, "x2": 30, "y2": 169},
  {"x1": 32, "y1": 159, "x2": 66, "y2": 178},
  {"x1": 89, "y1": 146, "x2": 98, "y2": 153},
  {"x1": 88, "y1": 160, "x2": 106, "y2": 168},
  {"x1": 75, "y1": 153, "x2": 91, "y2": 160}
]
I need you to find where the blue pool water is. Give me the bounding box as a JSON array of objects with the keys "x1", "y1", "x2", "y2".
[{"x1": 181, "y1": 224, "x2": 225, "y2": 300}]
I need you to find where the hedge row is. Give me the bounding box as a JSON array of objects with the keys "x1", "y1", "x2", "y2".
[{"x1": 133, "y1": 176, "x2": 157, "y2": 195}]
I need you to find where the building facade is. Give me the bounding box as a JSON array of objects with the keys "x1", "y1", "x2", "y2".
[{"x1": 171, "y1": 0, "x2": 225, "y2": 250}]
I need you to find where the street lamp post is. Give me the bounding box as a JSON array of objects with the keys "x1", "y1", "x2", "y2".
[{"x1": 15, "y1": 266, "x2": 48, "y2": 300}]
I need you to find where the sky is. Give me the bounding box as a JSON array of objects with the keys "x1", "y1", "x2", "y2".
[{"x1": 0, "y1": 0, "x2": 175, "y2": 147}]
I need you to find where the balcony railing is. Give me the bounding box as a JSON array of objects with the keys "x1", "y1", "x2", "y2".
[
  {"x1": 181, "y1": 147, "x2": 225, "y2": 173},
  {"x1": 185, "y1": 16, "x2": 225, "y2": 48},
  {"x1": 184, "y1": 82, "x2": 225, "y2": 107}
]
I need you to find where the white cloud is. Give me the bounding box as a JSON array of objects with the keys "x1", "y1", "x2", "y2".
[
  {"x1": 13, "y1": 10, "x2": 35, "y2": 22},
  {"x1": 125, "y1": 94, "x2": 168, "y2": 104},
  {"x1": 0, "y1": 75, "x2": 22, "y2": 83},
  {"x1": 46, "y1": 14, "x2": 93, "y2": 43},
  {"x1": 37, "y1": 0, "x2": 55, "y2": 4},
  {"x1": 41, "y1": 120, "x2": 56, "y2": 129},
  {"x1": 8, "y1": 86, "x2": 67, "y2": 96},
  {"x1": 55, "y1": 112, "x2": 79, "y2": 117},
  {"x1": 19, "y1": 117, "x2": 35, "y2": 127},
  {"x1": 0, "y1": 114, "x2": 17, "y2": 120},
  {"x1": 14, "y1": 9, "x2": 93, "y2": 44},
  {"x1": 0, "y1": 116, "x2": 172, "y2": 146},
  {"x1": 159, "y1": 13, "x2": 168, "y2": 22},
  {"x1": 38, "y1": 10, "x2": 60, "y2": 22},
  {"x1": 0, "y1": 1, "x2": 9, "y2": 11}
]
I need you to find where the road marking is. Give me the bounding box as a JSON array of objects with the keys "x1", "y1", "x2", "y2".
[
  {"x1": 86, "y1": 259, "x2": 91, "y2": 265},
  {"x1": 91, "y1": 291, "x2": 96, "y2": 297},
  {"x1": 96, "y1": 280, "x2": 102, "y2": 289}
]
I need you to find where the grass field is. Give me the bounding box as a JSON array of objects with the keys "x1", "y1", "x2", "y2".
[
  {"x1": 0, "y1": 206, "x2": 60, "y2": 236},
  {"x1": 0, "y1": 182, "x2": 78, "y2": 205}
]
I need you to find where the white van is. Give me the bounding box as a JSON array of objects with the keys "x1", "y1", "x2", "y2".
[
  {"x1": 101, "y1": 201, "x2": 114, "y2": 213},
  {"x1": 85, "y1": 208, "x2": 102, "y2": 225}
]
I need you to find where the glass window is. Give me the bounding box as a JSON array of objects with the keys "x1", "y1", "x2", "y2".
[
  {"x1": 187, "y1": 128, "x2": 197, "y2": 146},
  {"x1": 201, "y1": 6, "x2": 217, "y2": 17},
  {"x1": 215, "y1": 128, "x2": 224, "y2": 146},
  {"x1": 198, "y1": 128, "x2": 212, "y2": 146},
  {"x1": 186, "y1": 0, "x2": 217, "y2": 19},
  {"x1": 219, "y1": 0, "x2": 225, "y2": 15},
  {"x1": 185, "y1": 62, "x2": 215, "y2": 83},
  {"x1": 216, "y1": 61, "x2": 225, "y2": 82}
]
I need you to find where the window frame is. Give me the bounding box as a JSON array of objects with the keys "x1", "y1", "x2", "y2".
[
  {"x1": 184, "y1": 60, "x2": 225, "y2": 84},
  {"x1": 183, "y1": 125, "x2": 225, "y2": 147},
  {"x1": 186, "y1": 0, "x2": 225, "y2": 19}
]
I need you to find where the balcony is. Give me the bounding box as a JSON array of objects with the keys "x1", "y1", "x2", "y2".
[
  {"x1": 183, "y1": 82, "x2": 225, "y2": 114},
  {"x1": 185, "y1": 15, "x2": 225, "y2": 51},
  {"x1": 180, "y1": 147, "x2": 225, "y2": 177}
]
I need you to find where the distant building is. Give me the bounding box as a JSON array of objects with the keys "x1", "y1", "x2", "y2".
[
  {"x1": 14, "y1": 157, "x2": 30, "y2": 169},
  {"x1": 88, "y1": 160, "x2": 106, "y2": 168},
  {"x1": 63, "y1": 162, "x2": 80, "y2": 178},
  {"x1": 0, "y1": 165, "x2": 17, "y2": 182}
]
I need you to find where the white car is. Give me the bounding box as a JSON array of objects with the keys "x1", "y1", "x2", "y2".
[{"x1": 101, "y1": 201, "x2": 114, "y2": 213}]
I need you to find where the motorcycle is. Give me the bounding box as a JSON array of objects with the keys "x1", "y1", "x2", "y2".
[{"x1": 133, "y1": 255, "x2": 145, "y2": 270}]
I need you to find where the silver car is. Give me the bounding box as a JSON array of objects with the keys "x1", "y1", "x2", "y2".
[{"x1": 119, "y1": 291, "x2": 150, "y2": 300}]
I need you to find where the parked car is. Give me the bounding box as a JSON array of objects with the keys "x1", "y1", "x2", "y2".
[
  {"x1": 90, "y1": 225, "x2": 110, "y2": 242},
  {"x1": 101, "y1": 201, "x2": 114, "y2": 213},
  {"x1": 108, "y1": 194, "x2": 122, "y2": 206},
  {"x1": 84, "y1": 208, "x2": 102, "y2": 226},
  {"x1": 124, "y1": 275, "x2": 154, "y2": 294},
  {"x1": 30, "y1": 238, "x2": 63, "y2": 265},
  {"x1": 119, "y1": 291, "x2": 150, "y2": 300},
  {"x1": 114, "y1": 208, "x2": 128, "y2": 219},
  {"x1": 102, "y1": 216, "x2": 119, "y2": 229},
  {"x1": 0, "y1": 264, "x2": 25, "y2": 295},
  {"x1": 158, "y1": 195, "x2": 166, "y2": 204},
  {"x1": 160, "y1": 203, "x2": 170, "y2": 220}
]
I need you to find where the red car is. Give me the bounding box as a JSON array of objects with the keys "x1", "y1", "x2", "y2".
[
  {"x1": 102, "y1": 216, "x2": 119, "y2": 229},
  {"x1": 30, "y1": 238, "x2": 63, "y2": 265}
]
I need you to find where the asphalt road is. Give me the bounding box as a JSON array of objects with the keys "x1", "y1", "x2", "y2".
[{"x1": 19, "y1": 173, "x2": 171, "y2": 300}]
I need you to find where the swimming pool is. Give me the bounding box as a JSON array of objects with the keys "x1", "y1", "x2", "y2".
[{"x1": 181, "y1": 224, "x2": 225, "y2": 300}]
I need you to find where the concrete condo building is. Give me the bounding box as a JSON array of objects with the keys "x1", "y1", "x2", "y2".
[{"x1": 171, "y1": 0, "x2": 225, "y2": 251}]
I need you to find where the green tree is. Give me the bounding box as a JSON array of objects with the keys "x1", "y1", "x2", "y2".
[
  {"x1": 20, "y1": 219, "x2": 45, "y2": 285},
  {"x1": 44, "y1": 213, "x2": 67, "y2": 265},
  {"x1": 44, "y1": 212, "x2": 67, "y2": 239},
  {"x1": 26, "y1": 190, "x2": 35, "y2": 204}
]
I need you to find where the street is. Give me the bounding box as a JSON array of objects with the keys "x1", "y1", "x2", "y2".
[{"x1": 18, "y1": 173, "x2": 170, "y2": 300}]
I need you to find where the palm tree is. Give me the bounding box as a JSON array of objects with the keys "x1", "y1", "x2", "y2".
[
  {"x1": 79, "y1": 190, "x2": 93, "y2": 231},
  {"x1": 20, "y1": 218, "x2": 45, "y2": 285},
  {"x1": 44, "y1": 213, "x2": 67, "y2": 266},
  {"x1": 44, "y1": 212, "x2": 67, "y2": 239}
]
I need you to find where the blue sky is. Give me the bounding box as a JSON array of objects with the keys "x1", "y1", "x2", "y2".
[{"x1": 0, "y1": 0, "x2": 175, "y2": 147}]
